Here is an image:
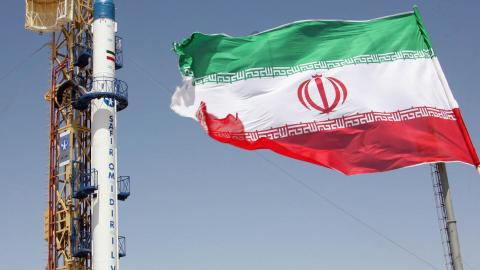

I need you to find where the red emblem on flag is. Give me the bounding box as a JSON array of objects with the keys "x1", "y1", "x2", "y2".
[{"x1": 297, "y1": 74, "x2": 348, "y2": 113}]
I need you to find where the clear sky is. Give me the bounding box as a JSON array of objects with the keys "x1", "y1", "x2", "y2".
[{"x1": 0, "y1": 0, "x2": 479, "y2": 269}]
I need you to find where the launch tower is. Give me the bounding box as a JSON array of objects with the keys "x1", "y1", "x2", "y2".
[{"x1": 25, "y1": 1, "x2": 130, "y2": 269}]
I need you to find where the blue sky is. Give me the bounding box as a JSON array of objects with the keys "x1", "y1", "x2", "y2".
[{"x1": 0, "y1": 0, "x2": 479, "y2": 269}]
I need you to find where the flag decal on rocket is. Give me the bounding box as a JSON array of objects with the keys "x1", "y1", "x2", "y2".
[{"x1": 106, "y1": 50, "x2": 115, "y2": 62}]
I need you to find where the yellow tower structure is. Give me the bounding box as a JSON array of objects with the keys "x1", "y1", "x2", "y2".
[{"x1": 25, "y1": 1, "x2": 95, "y2": 269}]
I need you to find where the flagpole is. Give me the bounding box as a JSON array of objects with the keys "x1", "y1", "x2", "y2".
[{"x1": 435, "y1": 162, "x2": 464, "y2": 270}]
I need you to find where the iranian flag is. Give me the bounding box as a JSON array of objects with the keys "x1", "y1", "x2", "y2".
[
  {"x1": 106, "y1": 49, "x2": 115, "y2": 62},
  {"x1": 171, "y1": 9, "x2": 479, "y2": 175}
]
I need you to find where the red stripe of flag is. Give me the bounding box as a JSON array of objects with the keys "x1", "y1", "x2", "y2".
[
  {"x1": 107, "y1": 56, "x2": 115, "y2": 62},
  {"x1": 196, "y1": 103, "x2": 479, "y2": 175}
]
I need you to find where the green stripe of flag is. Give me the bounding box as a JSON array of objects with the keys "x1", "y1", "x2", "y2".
[
  {"x1": 174, "y1": 11, "x2": 432, "y2": 78},
  {"x1": 106, "y1": 50, "x2": 116, "y2": 56}
]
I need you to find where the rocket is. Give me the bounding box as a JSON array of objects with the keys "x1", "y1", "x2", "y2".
[{"x1": 91, "y1": 0, "x2": 120, "y2": 269}]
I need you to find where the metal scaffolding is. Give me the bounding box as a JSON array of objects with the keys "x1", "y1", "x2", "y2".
[{"x1": 41, "y1": 1, "x2": 95, "y2": 269}]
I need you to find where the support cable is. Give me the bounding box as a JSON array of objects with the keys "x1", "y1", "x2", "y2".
[
  {"x1": 255, "y1": 152, "x2": 441, "y2": 270},
  {"x1": 124, "y1": 55, "x2": 174, "y2": 95},
  {"x1": 0, "y1": 42, "x2": 48, "y2": 117},
  {"x1": 0, "y1": 42, "x2": 48, "y2": 82}
]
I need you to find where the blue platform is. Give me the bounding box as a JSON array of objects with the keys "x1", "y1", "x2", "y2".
[
  {"x1": 75, "y1": 77, "x2": 128, "y2": 111},
  {"x1": 117, "y1": 176, "x2": 130, "y2": 201},
  {"x1": 118, "y1": 236, "x2": 127, "y2": 258},
  {"x1": 72, "y1": 163, "x2": 98, "y2": 200},
  {"x1": 72, "y1": 219, "x2": 92, "y2": 258},
  {"x1": 115, "y1": 36, "x2": 124, "y2": 70}
]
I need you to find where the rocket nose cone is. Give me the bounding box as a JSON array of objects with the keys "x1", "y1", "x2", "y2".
[
  {"x1": 94, "y1": 0, "x2": 115, "y2": 20},
  {"x1": 94, "y1": 0, "x2": 114, "y2": 4}
]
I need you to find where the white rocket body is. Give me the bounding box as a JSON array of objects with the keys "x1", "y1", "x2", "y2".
[{"x1": 91, "y1": 6, "x2": 119, "y2": 270}]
